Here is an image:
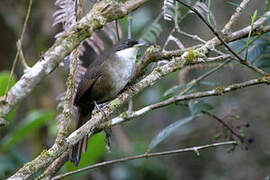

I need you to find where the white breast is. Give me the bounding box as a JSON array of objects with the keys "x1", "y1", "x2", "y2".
[{"x1": 105, "y1": 47, "x2": 137, "y2": 99}]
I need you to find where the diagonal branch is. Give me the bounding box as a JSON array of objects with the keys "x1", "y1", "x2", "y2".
[
  {"x1": 176, "y1": 0, "x2": 267, "y2": 75},
  {"x1": 45, "y1": 74, "x2": 270, "y2": 177},
  {"x1": 6, "y1": 0, "x2": 150, "y2": 179},
  {"x1": 99, "y1": 76, "x2": 270, "y2": 129},
  {"x1": 0, "y1": 0, "x2": 149, "y2": 118},
  {"x1": 39, "y1": 2, "x2": 85, "y2": 179},
  {"x1": 4, "y1": 0, "x2": 32, "y2": 101},
  {"x1": 228, "y1": 11, "x2": 270, "y2": 42},
  {"x1": 8, "y1": 15, "x2": 270, "y2": 178},
  {"x1": 222, "y1": 0, "x2": 251, "y2": 34},
  {"x1": 6, "y1": 3, "x2": 270, "y2": 179},
  {"x1": 9, "y1": 40, "x2": 208, "y2": 180},
  {"x1": 1, "y1": 9, "x2": 270, "y2": 121}
]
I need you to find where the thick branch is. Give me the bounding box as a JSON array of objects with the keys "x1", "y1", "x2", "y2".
[
  {"x1": 100, "y1": 76, "x2": 270, "y2": 128},
  {"x1": 7, "y1": 0, "x2": 150, "y2": 179},
  {"x1": 9, "y1": 41, "x2": 199, "y2": 179},
  {"x1": 39, "y1": 152, "x2": 69, "y2": 180},
  {"x1": 0, "y1": 0, "x2": 149, "y2": 117},
  {"x1": 7, "y1": 5, "x2": 270, "y2": 180}
]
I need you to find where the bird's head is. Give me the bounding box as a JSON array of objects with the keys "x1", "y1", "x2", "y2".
[
  {"x1": 115, "y1": 39, "x2": 147, "y2": 50},
  {"x1": 114, "y1": 39, "x2": 147, "y2": 60}
]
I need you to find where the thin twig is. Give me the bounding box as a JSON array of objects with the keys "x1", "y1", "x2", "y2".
[
  {"x1": 176, "y1": 0, "x2": 266, "y2": 75},
  {"x1": 177, "y1": 29, "x2": 206, "y2": 43},
  {"x1": 52, "y1": 141, "x2": 237, "y2": 179},
  {"x1": 17, "y1": 40, "x2": 29, "y2": 69},
  {"x1": 227, "y1": 11, "x2": 270, "y2": 43},
  {"x1": 161, "y1": 102, "x2": 244, "y2": 143},
  {"x1": 101, "y1": 76, "x2": 270, "y2": 128},
  {"x1": 4, "y1": 52, "x2": 19, "y2": 101},
  {"x1": 181, "y1": 58, "x2": 231, "y2": 95},
  {"x1": 176, "y1": 0, "x2": 242, "y2": 60},
  {"x1": 163, "y1": 11, "x2": 189, "y2": 51},
  {"x1": 115, "y1": 20, "x2": 121, "y2": 41},
  {"x1": 202, "y1": 111, "x2": 244, "y2": 142},
  {"x1": 128, "y1": 12, "x2": 133, "y2": 39},
  {"x1": 4, "y1": 0, "x2": 32, "y2": 100},
  {"x1": 180, "y1": 31, "x2": 261, "y2": 96},
  {"x1": 19, "y1": 0, "x2": 32, "y2": 44}
]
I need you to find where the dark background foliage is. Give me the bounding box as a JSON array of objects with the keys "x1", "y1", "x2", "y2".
[{"x1": 0, "y1": 0, "x2": 270, "y2": 179}]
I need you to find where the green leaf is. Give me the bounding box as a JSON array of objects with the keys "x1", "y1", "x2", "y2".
[
  {"x1": 163, "y1": 84, "x2": 186, "y2": 97},
  {"x1": 229, "y1": 31, "x2": 270, "y2": 71},
  {"x1": 0, "y1": 71, "x2": 18, "y2": 121},
  {"x1": 0, "y1": 71, "x2": 17, "y2": 96},
  {"x1": 254, "y1": 57, "x2": 270, "y2": 71},
  {"x1": 244, "y1": 10, "x2": 258, "y2": 61},
  {"x1": 1, "y1": 110, "x2": 55, "y2": 150},
  {"x1": 266, "y1": 0, "x2": 270, "y2": 11},
  {"x1": 150, "y1": 24, "x2": 162, "y2": 37},
  {"x1": 143, "y1": 32, "x2": 157, "y2": 43},
  {"x1": 120, "y1": 15, "x2": 129, "y2": 24},
  {"x1": 147, "y1": 116, "x2": 197, "y2": 152},
  {"x1": 227, "y1": 146, "x2": 236, "y2": 153},
  {"x1": 248, "y1": 41, "x2": 269, "y2": 62},
  {"x1": 189, "y1": 100, "x2": 213, "y2": 116},
  {"x1": 65, "y1": 133, "x2": 106, "y2": 171},
  {"x1": 141, "y1": 21, "x2": 163, "y2": 43},
  {"x1": 214, "y1": 134, "x2": 221, "y2": 140}
]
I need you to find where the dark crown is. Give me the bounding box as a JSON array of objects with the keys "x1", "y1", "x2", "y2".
[{"x1": 114, "y1": 39, "x2": 139, "y2": 51}]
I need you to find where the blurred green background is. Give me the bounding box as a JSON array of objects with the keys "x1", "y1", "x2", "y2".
[{"x1": 0, "y1": 0, "x2": 270, "y2": 179}]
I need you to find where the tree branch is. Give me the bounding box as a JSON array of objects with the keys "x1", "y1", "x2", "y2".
[
  {"x1": 52, "y1": 141, "x2": 237, "y2": 180},
  {"x1": 99, "y1": 76, "x2": 270, "y2": 128},
  {"x1": 228, "y1": 11, "x2": 270, "y2": 43},
  {"x1": 0, "y1": 0, "x2": 149, "y2": 118},
  {"x1": 7, "y1": 0, "x2": 150, "y2": 179},
  {"x1": 222, "y1": 0, "x2": 250, "y2": 34},
  {"x1": 8, "y1": 17, "x2": 270, "y2": 179},
  {"x1": 4, "y1": 0, "x2": 32, "y2": 101},
  {"x1": 38, "y1": 1, "x2": 85, "y2": 179},
  {"x1": 176, "y1": 0, "x2": 267, "y2": 75},
  {"x1": 6, "y1": 3, "x2": 270, "y2": 179},
  {"x1": 38, "y1": 152, "x2": 69, "y2": 180}
]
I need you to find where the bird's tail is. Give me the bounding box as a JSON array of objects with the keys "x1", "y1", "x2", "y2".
[{"x1": 69, "y1": 111, "x2": 90, "y2": 166}]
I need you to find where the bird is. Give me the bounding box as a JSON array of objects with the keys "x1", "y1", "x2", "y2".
[{"x1": 69, "y1": 39, "x2": 146, "y2": 166}]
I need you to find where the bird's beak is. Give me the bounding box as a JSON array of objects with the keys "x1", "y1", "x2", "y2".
[{"x1": 135, "y1": 41, "x2": 148, "y2": 47}]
